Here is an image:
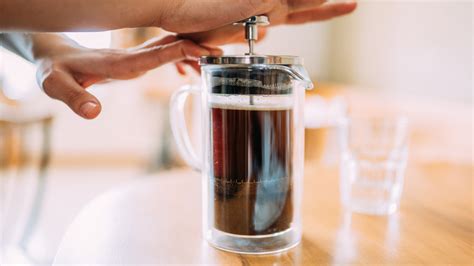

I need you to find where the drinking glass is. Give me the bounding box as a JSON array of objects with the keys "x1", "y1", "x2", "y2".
[{"x1": 339, "y1": 116, "x2": 408, "y2": 215}]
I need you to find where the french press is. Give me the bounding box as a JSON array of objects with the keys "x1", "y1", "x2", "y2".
[{"x1": 170, "y1": 16, "x2": 313, "y2": 254}]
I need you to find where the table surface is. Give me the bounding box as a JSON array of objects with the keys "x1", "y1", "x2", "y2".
[
  {"x1": 53, "y1": 162, "x2": 473, "y2": 264},
  {"x1": 53, "y1": 88, "x2": 473, "y2": 264}
]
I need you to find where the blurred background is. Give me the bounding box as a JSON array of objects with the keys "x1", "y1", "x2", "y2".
[{"x1": 1, "y1": 1, "x2": 472, "y2": 264}]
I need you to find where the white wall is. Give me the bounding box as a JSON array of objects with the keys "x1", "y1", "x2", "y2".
[
  {"x1": 1, "y1": 2, "x2": 472, "y2": 162},
  {"x1": 327, "y1": 1, "x2": 472, "y2": 103},
  {"x1": 252, "y1": 1, "x2": 472, "y2": 103},
  {"x1": 256, "y1": 23, "x2": 332, "y2": 81}
]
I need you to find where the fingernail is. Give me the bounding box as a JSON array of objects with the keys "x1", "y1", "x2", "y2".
[
  {"x1": 198, "y1": 48, "x2": 211, "y2": 57},
  {"x1": 80, "y1": 102, "x2": 99, "y2": 118},
  {"x1": 188, "y1": 56, "x2": 201, "y2": 61}
]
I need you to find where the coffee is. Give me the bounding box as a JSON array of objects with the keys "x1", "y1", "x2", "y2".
[{"x1": 210, "y1": 106, "x2": 293, "y2": 235}]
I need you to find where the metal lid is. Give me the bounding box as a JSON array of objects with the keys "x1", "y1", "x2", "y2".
[{"x1": 199, "y1": 55, "x2": 303, "y2": 66}]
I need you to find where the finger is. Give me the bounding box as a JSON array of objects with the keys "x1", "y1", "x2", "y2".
[
  {"x1": 135, "y1": 35, "x2": 179, "y2": 50},
  {"x1": 257, "y1": 27, "x2": 268, "y2": 43},
  {"x1": 287, "y1": 2, "x2": 357, "y2": 24},
  {"x1": 135, "y1": 35, "x2": 222, "y2": 77},
  {"x1": 204, "y1": 46, "x2": 224, "y2": 56},
  {"x1": 183, "y1": 60, "x2": 201, "y2": 74},
  {"x1": 180, "y1": 27, "x2": 267, "y2": 46},
  {"x1": 180, "y1": 27, "x2": 243, "y2": 46},
  {"x1": 175, "y1": 62, "x2": 187, "y2": 76},
  {"x1": 177, "y1": 60, "x2": 201, "y2": 75},
  {"x1": 119, "y1": 40, "x2": 210, "y2": 76},
  {"x1": 135, "y1": 35, "x2": 224, "y2": 55},
  {"x1": 40, "y1": 68, "x2": 101, "y2": 119},
  {"x1": 82, "y1": 39, "x2": 213, "y2": 80},
  {"x1": 289, "y1": 0, "x2": 327, "y2": 13},
  {"x1": 78, "y1": 75, "x2": 103, "y2": 88}
]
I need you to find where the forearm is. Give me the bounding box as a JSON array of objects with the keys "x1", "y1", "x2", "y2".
[
  {"x1": 1, "y1": 32, "x2": 81, "y2": 63},
  {"x1": 0, "y1": 0, "x2": 167, "y2": 31}
]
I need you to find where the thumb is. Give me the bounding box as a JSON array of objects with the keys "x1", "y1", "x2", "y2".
[{"x1": 38, "y1": 66, "x2": 101, "y2": 119}]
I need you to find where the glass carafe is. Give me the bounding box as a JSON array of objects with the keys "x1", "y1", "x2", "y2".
[{"x1": 170, "y1": 55, "x2": 313, "y2": 254}]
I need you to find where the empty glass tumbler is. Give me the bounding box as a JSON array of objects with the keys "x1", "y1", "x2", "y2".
[
  {"x1": 170, "y1": 55, "x2": 313, "y2": 254},
  {"x1": 339, "y1": 117, "x2": 409, "y2": 215}
]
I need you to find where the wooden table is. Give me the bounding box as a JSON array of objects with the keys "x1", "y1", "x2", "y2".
[
  {"x1": 53, "y1": 161, "x2": 472, "y2": 264},
  {"x1": 52, "y1": 87, "x2": 473, "y2": 264}
]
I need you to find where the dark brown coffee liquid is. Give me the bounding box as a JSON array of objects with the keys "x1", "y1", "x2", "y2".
[{"x1": 210, "y1": 106, "x2": 293, "y2": 235}]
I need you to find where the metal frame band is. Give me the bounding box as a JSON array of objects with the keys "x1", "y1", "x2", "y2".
[{"x1": 199, "y1": 55, "x2": 303, "y2": 65}]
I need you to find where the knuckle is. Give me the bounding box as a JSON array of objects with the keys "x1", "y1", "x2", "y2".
[
  {"x1": 179, "y1": 39, "x2": 194, "y2": 46},
  {"x1": 41, "y1": 70, "x2": 85, "y2": 105},
  {"x1": 103, "y1": 52, "x2": 121, "y2": 66},
  {"x1": 64, "y1": 88, "x2": 86, "y2": 106},
  {"x1": 247, "y1": 0, "x2": 274, "y2": 13},
  {"x1": 107, "y1": 51, "x2": 123, "y2": 61},
  {"x1": 238, "y1": 8, "x2": 252, "y2": 20},
  {"x1": 103, "y1": 51, "x2": 129, "y2": 77},
  {"x1": 246, "y1": 0, "x2": 259, "y2": 10},
  {"x1": 41, "y1": 69, "x2": 62, "y2": 97},
  {"x1": 175, "y1": 40, "x2": 193, "y2": 57},
  {"x1": 98, "y1": 50, "x2": 120, "y2": 63}
]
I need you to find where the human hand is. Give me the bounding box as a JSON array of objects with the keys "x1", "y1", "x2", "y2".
[
  {"x1": 176, "y1": 1, "x2": 357, "y2": 46},
  {"x1": 36, "y1": 35, "x2": 221, "y2": 119}
]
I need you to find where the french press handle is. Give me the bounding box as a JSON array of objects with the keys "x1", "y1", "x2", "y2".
[{"x1": 234, "y1": 15, "x2": 270, "y2": 55}]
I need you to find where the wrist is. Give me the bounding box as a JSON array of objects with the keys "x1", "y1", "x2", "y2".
[{"x1": 30, "y1": 33, "x2": 85, "y2": 62}]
